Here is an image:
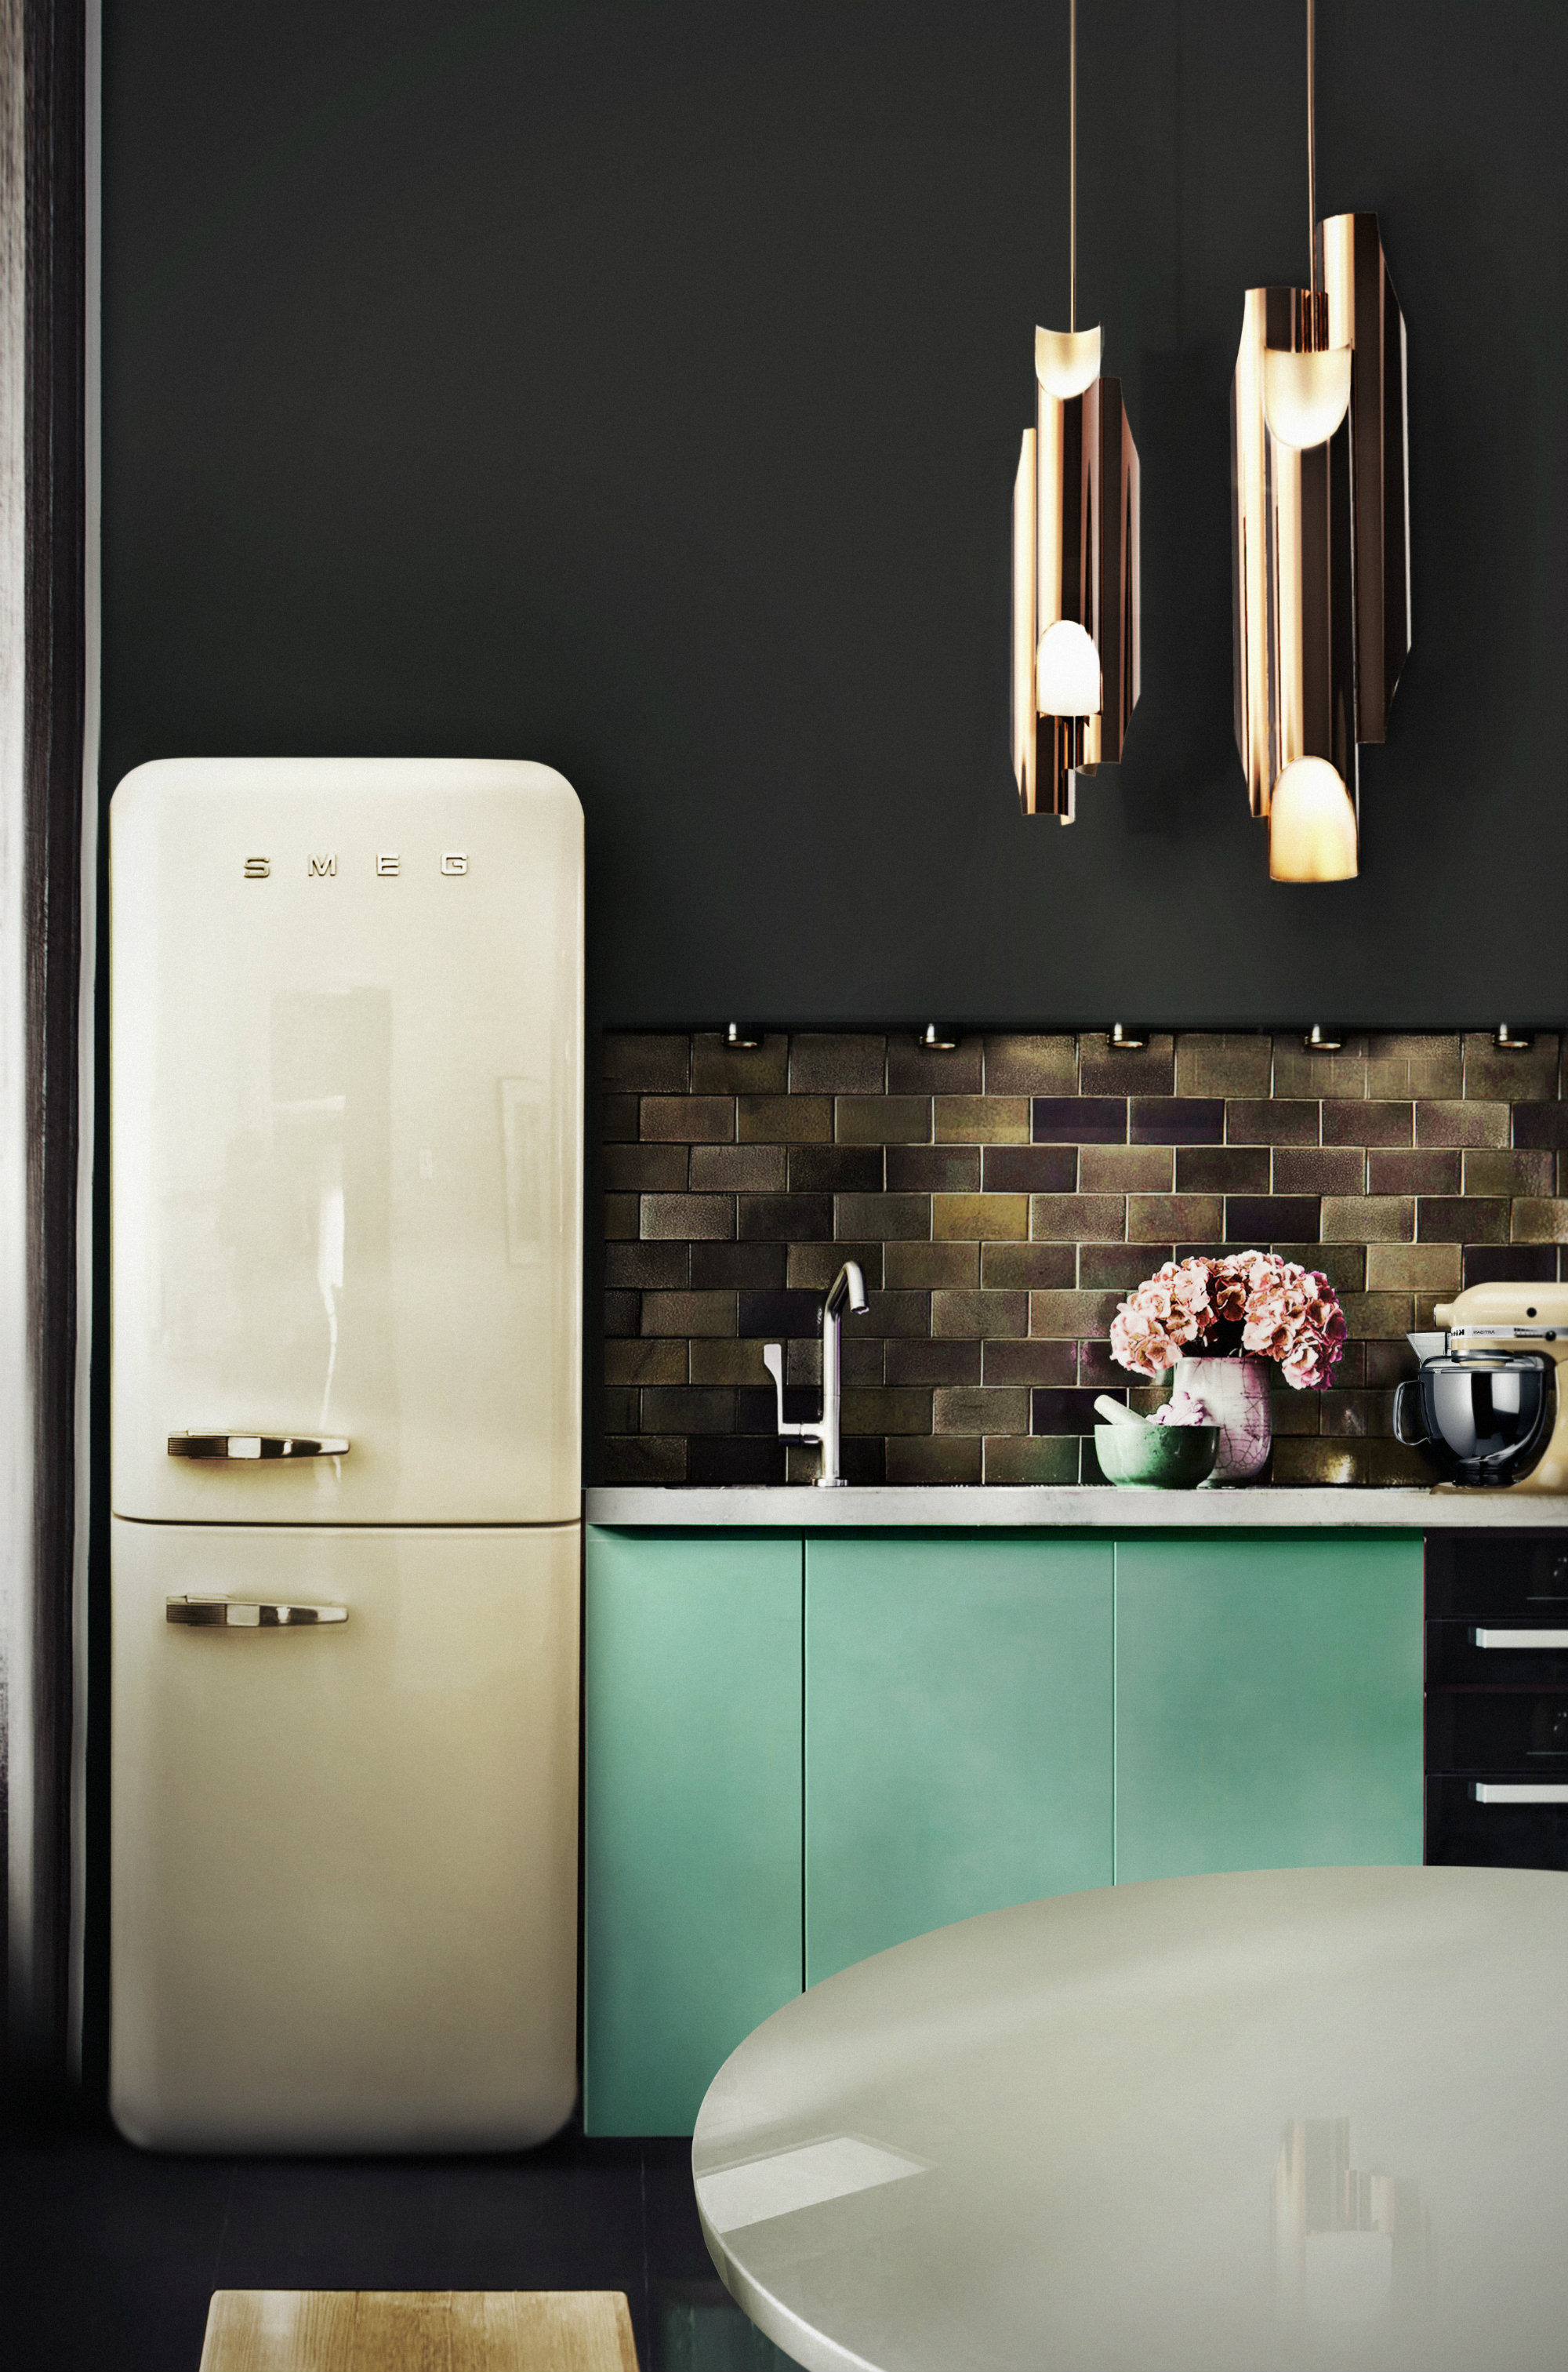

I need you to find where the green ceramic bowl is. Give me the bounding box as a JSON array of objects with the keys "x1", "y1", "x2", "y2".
[{"x1": 1094, "y1": 1422, "x2": 1219, "y2": 1489}]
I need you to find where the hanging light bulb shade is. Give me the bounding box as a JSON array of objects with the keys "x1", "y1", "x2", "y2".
[
  {"x1": 1231, "y1": 5, "x2": 1410, "y2": 881},
  {"x1": 1011, "y1": 2, "x2": 1141, "y2": 823}
]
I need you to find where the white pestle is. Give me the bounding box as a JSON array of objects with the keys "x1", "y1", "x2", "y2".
[{"x1": 1094, "y1": 1395, "x2": 1146, "y2": 1428}]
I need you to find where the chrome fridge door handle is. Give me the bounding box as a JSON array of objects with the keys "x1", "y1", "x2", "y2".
[
  {"x1": 167, "y1": 1432, "x2": 350, "y2": 1460},
  {"x1": 1473, "y1": 1782, "x2": 1568, "y2": 1804},
  {"x1": 1472, "y1": 1629, "x2": 1568, "y2": 1649},
  {"x1": 166, "y1": 1596, "x2": 348, "y2": 1628}
]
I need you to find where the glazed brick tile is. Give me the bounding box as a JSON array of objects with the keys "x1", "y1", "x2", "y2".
[
  {"x1": 887, "y1": 1339, "x2": 982, "y2": 1386},
  {"x1": 604, "y1": 1142, "x2": 688, "y2": 1191},
  {"x1": 932, "y1": 1288, "x2": 1029, "y2": 1339},
  {"x1": 1228, "y1": 1099, "x2": 1320, "y2": 1146},
  {"x1": 1512, "y1": 1199, "x2": 1568, "y2": 1243},
  {"x1": 854, "y1": 1290, "x2": 932, "y2": 1339},
  {"x1": 738, "y1": 1192, "x2": 833, "y2": 1241},
  {"x1": 985, "y1": 1434, "x2": 1080, "y2": 1484},
  {"x1": 738, "y1": 1095, "x2": 832, "y2": 1143},
  {"x1": 690, "y1": 1143, "x2": 786, "y2": 1192},
  {"x1": 1267, "y1": 1387, "x2": 1319, "y2": 1437},
  {"x1": 1078, "y1": 1033, "x2": 1176, "y2": 1095},
  {"x1": 1340, "y1": 1291, "x2": 1414, "y2": 1336},
  {"x1": 983, "y1": 1339, "x2": 1079, "y2": 1386},
  {"x1": 886, "y1": 1436, "x2": 983, "y2": 1484},
  {"x1": 1365, "y1": 1243, "x2": 1462, "y2": 1291},
  {"x1": 691, "y1": 1242, "x2": 787, "y2": 1288},
  {"x1": 640, "y1": 1093, "x2": 734, "y2": 1142},
  {"x1": 1175, "y1": 1146, "x2": 1271, "y2": 1194},
  {"x1": 604, "y1": 1194, "x2": 638, "y2": 1240},
  {"x1": 641, "y1": 1289, "x2": 736, "y2": 1337},
  {"x1": 887, "y1": 1040, "x2": 985, "y2": 1094},
  {"x1": 1030, "y1": 1289, "x2": 1123, "y2": 1338},
  {"x1": 1030, "y1": 1193, "x2": 1127, "y2": 1243},
  {"x1": 688, "y1": 1437, "x2": 788, "y2": 1484},
  {"x1": 1225, "y1": 1196, "x2": 1321, "y2": 1242},
  {"x1": 841, "y1": 1386, "x2": 932, "y2": 1436},
  {"x1": 642, "y1": 1192, "x2": 735, "y2": 1241},
  {"x1": 1033, "y1": 1095, "x2": 1125, "y2": 1143},
  {"x1": 1270, "y1": 1039, "x2": 1369, "y2": 1099},
  {"x1": 1080, "y1": 1145, "x2": 1174, "y2": 1192},
  {"x1": 788, "y1": 1240, "x2": 884, "y2": 1288},
  {"x1": 603, "y1": 1092, "x2": 640, "y2": 1142},
  {"x1": 1130, "y1": 1195, "x2": 1222, "y2": 1243},
  {"x1": 1414, "y1": 1100, "x2": 1508, "y2": 1150},
  {"x1": 789, "y1": 1033, "x2": 886, "y2": 1094},
  {"x1": 1272, "y1": 1242, "x2": 1366, "y2": 1292},
  {"x1": 1175, "y1": 1033, "x2": 1272, "y2": 1099},
  {"x1": 840, "y1": 1338, "x2": 887, "y2": 1386},
  {"x1": 602, "y1": 1387, "x2": 640, "y2": 1436},
  {"x1": 981, "y1": 1242, "x2": 1076, "y2": 1288},
  {"x1": 1417, "y1": 1197, "x2": 1508, "y2": 1244},
  {"x1": 1131, "y1": 1098, "x2": 1225, "y2": 1145},
  {"x1": 736, "y1": 1383, "x2": 818, "y2": 1434},
  {"x1": 835, "y1": 1095, "x2": 932, "y2": 1145},
  {"x1": 886, "y1": 1241, "x2": 978, "y2": 1288},
  {"x1": 1033, "y1": 1386, "x2": 1113, "y2": 1436},
  {"x1": 737, "y1": 1288, "x2": 822, "y2": 1339},
  {"x1": 640, "y1": 1386, "x2": 735, "y2": 1435},
  {"x1": 601, "y1": 1033, "x2": 691, "y2": 1092},
  {"x1": 691, "y1": 1032, "x2": 789, "y2": 1094},
  {"x1": 690, "y1": 1339, "x2": 773, "y2": 1386},
  {"x1": 983, "y1": 1146, "x2": 1077, "y2": 1193},
  {"x1": 1320, "y1": 1196, "x2": 1413, "y2": 1243},
  {"x1": 1367, "y1": 1150, "x2": 1461, "y2": 1195},
  {"x1": 1270, "y1": 1439, "x2": 1365, "y2": 1486},
  {"x1": 935, "y1": 1095, "x2": 1030, "y2": 1144},
  {"x1": 1515, "y1": 1103, "x2": 1568, "y2": 1150},
  {"x1": 1367, "y1": 1440, "x2": 1442, "y2": 1486},
  {"x1": 1462, "y1": 1030, "x2": 1560, "y2": 1102},
  {"x1": 936, "y1": 1192, "x2": 1026, "y2": 1241},
  {"x1": 788, "y1": 1435, "x2": 885, "y2": 1483},
  {"x1": 1463, "y1": 1148, "x2": 1555, "y2": 1197},
  {"x1": 1329, "y1": 1342, "x2": 1367, "y2": 1386},
  {"x1": 789, "y1": 1143, "x2": 884, "y2": 1193},
  {"x1": 1364, "y1": 1034, "x2": 1464, "y2": 1099},
  {"x1": 606, "y1": 1240, "x2": 688, "y2": 1289},
  {"x1": 604, "y1": 1337, "x2": 687, "y2": 1385},
  {"x1": 1077, "y1": 1340, "x2": 1138, "y2": 1389},
  {"x1": 935, "y1": 1386, "x2": 1030, "y2": 1436},
  {"x1": 982, "y1": 1035, "x2": 1078, "y2": 1095},
  {"x1": 836, "y1": 1191, "x2": 931, "y2": 1240},
  {"x1": 1078, "y1": 1244, "x2": 1171, "y2": 1288},
  {"x1": 1365, "y1": 1339, "x2": 1419, "y2": 1388},
  {"x1": 1464, "y1": 1245, "x2": 1557, "y2": 1287},
  {"x1": 601, "y1": 1434, "x2": 686, "y2": 1483},
  {"x1": 1272, "y1": 1147, "x2": 1367, "y2": 1194},
  {"x1": 1320, "y1": 1099, "x2": 1412, "y2": 1147},
  {"x1": 887, "y1": 1145, "x2": 981, "y2": 1193},
  {"x1": 604, "y1": 1290, "x2": 640, "y2": 1336}
]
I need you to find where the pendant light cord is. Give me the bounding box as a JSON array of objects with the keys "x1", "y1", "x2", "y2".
[
  {"x1": 1069, "y1": 0, "x2": 1077, "y2": 332},
  {"x1": 1306, "y1": 0, "x2": 1316, "y2": 299}
]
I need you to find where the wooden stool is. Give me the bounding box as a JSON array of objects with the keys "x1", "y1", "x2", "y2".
[{"x1": 198, "y1": 2290, "x2": 640, "y2": 2372}]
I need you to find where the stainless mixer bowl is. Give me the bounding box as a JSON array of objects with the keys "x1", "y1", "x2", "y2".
[{"x1": 1393, "y1": 1352, "x2": 1552, "y2": 1485}]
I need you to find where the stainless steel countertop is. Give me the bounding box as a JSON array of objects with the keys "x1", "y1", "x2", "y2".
[{"x1": 585, "y1": 1485, "x2": 1568, "y2": 1528}]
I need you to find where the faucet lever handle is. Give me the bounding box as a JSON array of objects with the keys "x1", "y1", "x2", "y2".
[{"x1": 762, "y1": 1342, "x2": 808, "y2": 1440}]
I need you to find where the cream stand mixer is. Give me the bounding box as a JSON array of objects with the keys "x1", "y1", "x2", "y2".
[{"x1": 1398, "y1": 1282, "x2": 1568, "y2": 1493}]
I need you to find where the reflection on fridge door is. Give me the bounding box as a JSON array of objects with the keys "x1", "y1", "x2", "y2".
[{"x1": 109, "y1": 757, "x2": 583, "y2": 2152}]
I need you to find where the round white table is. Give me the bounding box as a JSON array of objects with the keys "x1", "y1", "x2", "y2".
[{"x1": 693, "y1": 1866, "x2": 1568, "y2": 2372}]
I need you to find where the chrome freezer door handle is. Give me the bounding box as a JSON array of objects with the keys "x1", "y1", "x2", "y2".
[
  {"x1": 166, "y1": 1596, "x2": 348, "y2": 1628},
  {"x1": 167, "y1": 1432, "x2": 350, "y2": 1460}
]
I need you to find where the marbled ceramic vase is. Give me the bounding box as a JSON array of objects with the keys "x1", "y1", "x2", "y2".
[{"x1": 1172, "y1": 1354, "x2": 1272, "y2": 1484}]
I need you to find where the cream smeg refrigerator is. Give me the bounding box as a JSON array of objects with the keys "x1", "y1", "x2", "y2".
[{"x1": 109, "y1": 757, "x2": 583, "y2": 2152}]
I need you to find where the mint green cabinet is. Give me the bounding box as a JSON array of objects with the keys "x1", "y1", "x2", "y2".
[
  {"x1": 583, "y1": 1530, "x2": 804, "y2": 2135},
  {"x1": 1113, "y1": 1535, "x2": 1425, "y2": 1883},
  {"x1": 805, "y1": 1535, "x2": 1113, "y2": 1984}
]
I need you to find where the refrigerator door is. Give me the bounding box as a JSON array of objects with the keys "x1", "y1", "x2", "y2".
[
  {"x1": 111, "y1": 1519, "x2": 579, "y2": 2152},
  {"x1": 111, "y1": 757, "x2": 583, "y2": 1526}
]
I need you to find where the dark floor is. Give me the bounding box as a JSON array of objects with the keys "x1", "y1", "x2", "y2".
[{"x1": 0, "y1": 2105, "x2": 792, "y2": 2372}]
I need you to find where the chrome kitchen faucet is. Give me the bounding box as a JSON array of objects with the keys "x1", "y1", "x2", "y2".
[{"x1": 763, "y1": 1261, "x2": 870, "y2": 1487}]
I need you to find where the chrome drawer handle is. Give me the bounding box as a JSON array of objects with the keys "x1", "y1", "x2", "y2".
[
  {"x1": 1473, "y1": 1782, "x2": 1568, "y2": 1805},
  {"x1": 1472, "y1": 1628, "x2": 1568, "y2": 1649},
  {"x1": 168, "y1": 1432, "x2": 350, "y2": 1460},
  {"x1": 166, "y1": 1596, "x2": 348, "y2": 1628}
]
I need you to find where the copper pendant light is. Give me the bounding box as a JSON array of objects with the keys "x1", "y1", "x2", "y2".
[
  {"x1": 1011, "y1": 0, "x2": 1141, "y2": 823},
  {"x1": 1232, "y1": 0, "x2": 1411, "y2": 882}
]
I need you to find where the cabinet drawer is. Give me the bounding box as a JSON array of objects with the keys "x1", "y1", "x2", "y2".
[
  {"x1": 1426, "y1": 1687, "x2": 1568, "y2": 1774},
  {"x1": 1424, "y1": 1532, "x2": 1568, "y2": 1619},
  {"x1": 1426, "y1": 1774, "x2": 1568, "y2": 1870},
  {"x1": 1426, "y1": 1618, "x2": 1568, "y2": 1688}
]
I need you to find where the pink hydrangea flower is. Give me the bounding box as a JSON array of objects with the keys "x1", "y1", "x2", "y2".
[{"x1": 1110, "y1": 1251, "x2": 1347, "y2": 1389}]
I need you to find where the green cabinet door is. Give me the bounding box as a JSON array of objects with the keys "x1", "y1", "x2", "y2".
[
  {"x1": 1114, "y1": 1534, "x2": 1425, "y2": 1884},
  {"x1": 583, "y1": 1528, "x2": 804, "y2": 2136},
  {"x1": 805, "y1": 1533, "x2": 1113, "y2": 1985}
]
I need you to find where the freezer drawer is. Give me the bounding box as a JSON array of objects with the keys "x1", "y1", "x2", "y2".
[
  {"x1": 111, "y1": 1519, "x2": 579, "y2": 2152},
  {"x1": 111, "y1": 758, "x2": 583, "y2": 1525}
]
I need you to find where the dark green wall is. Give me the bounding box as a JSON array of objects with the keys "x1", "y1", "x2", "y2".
[{"x1": 103, "y1": 0, "x2": 1568, "y2": 1027}]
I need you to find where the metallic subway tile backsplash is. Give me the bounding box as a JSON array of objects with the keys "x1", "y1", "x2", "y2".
[{"x1": 598, "y1": 1032, "x2": 1568, "y2": 1487}]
